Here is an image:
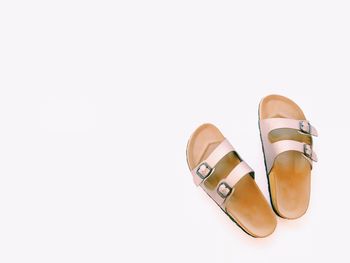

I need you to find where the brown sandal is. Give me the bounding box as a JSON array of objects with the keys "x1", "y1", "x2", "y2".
[
  {"x1": 186, "y1": 123, "x2": 276, "y2": 238},
  {"x1": 259, "y1": 95, "x2": 318, "y2": 219}
]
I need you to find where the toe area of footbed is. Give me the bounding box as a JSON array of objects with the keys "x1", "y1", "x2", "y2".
[
  {"x1": 186, "y1": 123, "x2": 225, "y2": 170},
  {"x1": 225, "y1": 175, "x2": 277, "y2": 238},
  {"x1": 259, "y1": 94, "x2": 306, "y2": 120}
]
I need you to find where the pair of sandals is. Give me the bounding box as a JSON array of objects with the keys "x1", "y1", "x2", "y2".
[{"x1": 186, "y1": 95, "x2": 318, "y2": 238}]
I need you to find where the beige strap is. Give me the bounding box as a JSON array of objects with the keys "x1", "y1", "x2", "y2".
[
  {"x1": 260, "y1": 118, "x2": 318, "y2": 136},
  {"x1": 260, "y1": 118, "x2": 318, "y2": 174},
  {"x1": 191, "y1": 139, "x2": 255, "y2": 210},
  {"x1": 191, "y1": 139, "x2": 235, "y2": 186},
  {"x1": 210, "y1": 161, "x2": 254, "y2": 209}
]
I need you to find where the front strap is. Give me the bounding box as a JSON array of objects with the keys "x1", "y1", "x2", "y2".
[
  {"x1": 260, "y1": 118, "x2": 318, "y2": 136},
  {"x1": 210, "y1": 161, "x2": 254, "y2": 209},
  {"x1": 191, "y1": 139, "x2": 235, "y2": 186}
]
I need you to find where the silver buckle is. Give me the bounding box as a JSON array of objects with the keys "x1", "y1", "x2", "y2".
[
  {"x1": 303, "y1": 144, "x2": 313, "y2": 158},
  {"x1": 217, "y1": 182, "x2": 232, "y2": 199},
  {"x1": 300, "y1": 120, "x2": 311, "y2": 134},
  {"x1": 196, "y1": 162, "x2": 212, "y2": 179}
]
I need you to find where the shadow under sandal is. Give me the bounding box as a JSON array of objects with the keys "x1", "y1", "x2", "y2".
[
  {"x1": 259, "y1": 95, "x2": 318, "y2": 219},
  {"x1": 186, "y1": 123, "x2": 276, "y2": 238}
]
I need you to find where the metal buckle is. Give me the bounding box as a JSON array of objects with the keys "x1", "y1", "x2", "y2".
[
  {"x1": 303, "y1": 144, "x2": 313, "y2": 158},
  {"x1": 217, "y1": 182, "x2": 232, "y2": 199},
  {"x1": 299, "y1": 120, "x2": 311, "y2": 134},
  {"x1": 196, "y1": 162, "x2": 212, "y2": 179}
]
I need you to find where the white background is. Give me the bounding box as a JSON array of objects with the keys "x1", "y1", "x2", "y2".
[{"x1": 0, "y1": 1, "x2": 349, "y2": 262}]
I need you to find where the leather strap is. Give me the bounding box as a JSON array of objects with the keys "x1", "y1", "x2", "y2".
[
  {"x1": 191, "y1": 139, "x2": 254, "y2": 210},
  {"x1": 211, "y1": 161, "x2": 254, "y2": 209},
  {"x1": 260, "y1": 118, "x2": 318, "y2": 136},
  {"x1": 260, "y1": 118, "x2": 318, "y2": 174},
  {"x1": 191, "y1": 139, "x2": 235, "y2": 186}
]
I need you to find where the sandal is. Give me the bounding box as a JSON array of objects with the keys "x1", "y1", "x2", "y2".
[
  {"x1": 186, "y1": 123, "x2": 276, "y2": 238},
  {"x1": 259, "y1": 95, "x2": 318, "y2": 219}
]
